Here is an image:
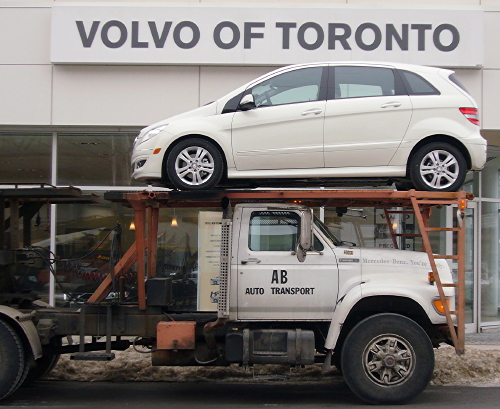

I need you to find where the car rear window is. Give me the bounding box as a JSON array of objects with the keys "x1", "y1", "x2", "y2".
[
  {"x1": 448, "y1": 73, "x2": 470, "y2": 94},
  {"x1": 399, "y1": 70, "x2": 440, "y2": 96}
]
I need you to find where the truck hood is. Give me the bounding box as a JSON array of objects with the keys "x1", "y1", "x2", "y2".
[{"x1": 360, "y1": 247, "x2": 452, "y2": 280}]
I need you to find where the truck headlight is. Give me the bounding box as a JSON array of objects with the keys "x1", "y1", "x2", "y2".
[{"x1": 139, "y1": 125, "x2": 168, "y2": 145}]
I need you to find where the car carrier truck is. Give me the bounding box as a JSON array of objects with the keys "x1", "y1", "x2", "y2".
[{"x1": 0, "y1": 186, "x2": 468, "y2": 404}]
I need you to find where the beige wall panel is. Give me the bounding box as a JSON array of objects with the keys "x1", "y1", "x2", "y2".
[
  {"x1": 199, "y1": 66, "x2": 276, "y2": 106},
  {"x1": 54, "y1": 0, "x2": 198, "y2": 2},
  {"x1": 346, "y1": 0, "x2": 480, "y2": 4},
  {"x1": 0, "y1": 65, "x2": 52, "y2": 125},
  {"x1": 0, "y1": 6, "x2": 51, "y2": 64},
  {"x1": 454, "y1": 69, "x2": 482, "y2": 113},
  {"x1": 52, "y1": 65, "x2": 199, "y2": 126},
  {"x1": 484, "y1": 11, "x2": 500, "y2": 69},
  {"x1": 201, "y1": 0, "x2": 347, "y2": 3},
  {"x1": 482, "y1": 69, "x2": 500, "y2": 129}
]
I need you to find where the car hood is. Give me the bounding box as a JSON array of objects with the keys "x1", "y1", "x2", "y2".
[{"x1": 140, "y1": 101, "x2": 218, "y2": 133}]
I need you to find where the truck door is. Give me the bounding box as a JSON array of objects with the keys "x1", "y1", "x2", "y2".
[{"x1": 236, "y1": 208, "x2": 338, "y2": 320}]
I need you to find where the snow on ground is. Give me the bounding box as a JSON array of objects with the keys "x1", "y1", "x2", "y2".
[{"x1": 46, "y1": 345, "x2": 500, "y2": 386}]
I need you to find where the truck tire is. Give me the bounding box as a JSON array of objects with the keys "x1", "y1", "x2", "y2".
[
  {"x1": 22, "y1": 337, "x2": 62, "y2": 385},
  {"x1": 409, "y1": 142, "x2": 467, "y2": 192},
  {"x1": 341, "y1": 313, "x2": 434, "y2": 405},
  {"x1": 0, "y1": 319, "x2": 27, "y2": 400},
  {"x1": 166, "y1": 138, "x2": 224, "y2": 190}
]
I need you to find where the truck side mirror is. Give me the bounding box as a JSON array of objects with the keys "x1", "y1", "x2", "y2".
[
  {"x1": 239, "y1": 94, "x2": 256, "y2": 111},
  {"x1": 296, "y1": 209, "x2": 314, "y2": 262}
]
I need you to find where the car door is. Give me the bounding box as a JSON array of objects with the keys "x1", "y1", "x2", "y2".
[
  {"x1": 236, "y1": 207, "x2": 338, "y2": 320},
  {"x1": 323, "y1": 65, "x2": 413, "y2": 168},
  {"x1": 231, "y1": 66, "x2": 327, "y2": 171}
]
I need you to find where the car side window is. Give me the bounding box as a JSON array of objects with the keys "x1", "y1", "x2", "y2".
[
  {"x1": 249, "y1": 211, "x2": 300, "y2": 251},
  {"x1": 249, "y1": 67, "x2": 324, "y2": 108},
  {"x1": 329, "y1": 66, "x2": 397, "y2": 99},
  {"x1": 399, "y1": 70, "x2": 440, "y2": 95}
]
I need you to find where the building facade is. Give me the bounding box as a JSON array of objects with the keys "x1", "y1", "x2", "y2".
[{"x1": 1, "y1": 0, "x2": 500, "y2": 331}]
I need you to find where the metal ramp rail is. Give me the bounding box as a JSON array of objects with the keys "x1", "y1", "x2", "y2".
[{"x1": 96, "y1": 188, "x2": 470, "y2": 354}]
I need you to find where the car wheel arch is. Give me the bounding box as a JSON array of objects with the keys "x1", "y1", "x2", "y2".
[
  {"x1": 161, "y1": 134, "x2": 229, "y2": 184},
  {"x1": 406, "y1": 135, "x2": 472, "y2": 178}
]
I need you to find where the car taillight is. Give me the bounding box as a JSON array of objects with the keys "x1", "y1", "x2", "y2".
[{"x1": 459, "y1": 107, "x2": 479, "y2": 126}]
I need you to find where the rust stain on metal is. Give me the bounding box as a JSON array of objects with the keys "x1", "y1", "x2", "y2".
[{"x1": 156, "y1": 321, "x2": 196, "y2": 350}]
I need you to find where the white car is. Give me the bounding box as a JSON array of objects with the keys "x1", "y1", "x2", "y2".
[{"x1": 131, "y1": 62, "x2": 486, "y2": 191}]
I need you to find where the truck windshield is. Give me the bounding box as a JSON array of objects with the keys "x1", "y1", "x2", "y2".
[{"x1": 313, "y1": 215, "x2": 342, "y2": 246}]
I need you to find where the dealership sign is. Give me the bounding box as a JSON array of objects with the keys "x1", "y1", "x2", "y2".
[{"x1": 50, "y1": 5, "x2": 484, "y2": 67}]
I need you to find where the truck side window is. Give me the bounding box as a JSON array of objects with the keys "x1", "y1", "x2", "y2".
[
  {"x1": 314, "y1": 235, "x2": 324, "y2": 251},
  {"x1": 249, "y1": 211, "x2": 300, "y2": 251}
]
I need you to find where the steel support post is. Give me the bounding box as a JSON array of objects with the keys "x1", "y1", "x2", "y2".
[
  {"x1": 147, "y1": 206, "x2": 159, "y2": 279},
  {"x1": 0, "y1": 199, "x2": 4, "y2": 250},
  {"x1": 131, "y1": 201, "x2": 147, "y2": 310},
  {"x1": 456, "y1": 191, "x2": 467, "y2": 353},
  {"x1": 9, "y1": 198, "x2": 19, "y2": 249}
]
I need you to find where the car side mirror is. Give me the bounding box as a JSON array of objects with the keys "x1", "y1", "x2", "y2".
[
  {"x1": 239, "y1": 94, "x2": 256, "y2": 111},
  {"x1": 296, "y1": 209, "x2": 314, "y2": 263}
]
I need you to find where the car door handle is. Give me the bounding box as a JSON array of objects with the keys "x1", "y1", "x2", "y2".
[
  {"x1": 301, "y1": 108, "x2": 323, "y2": 116},
  {"x1": 241, "y1": 258, "x2": 261, "y2": 264},
  {"x1": 381, "y1": 102, "x2": 402, "y2": 108}
]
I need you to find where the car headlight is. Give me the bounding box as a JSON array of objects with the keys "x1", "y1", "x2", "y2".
[{"x1": 139, "y1": 125, "x2": 168, "y2": 145}]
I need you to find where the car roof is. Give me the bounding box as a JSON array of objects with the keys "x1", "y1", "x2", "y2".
[{"x1": 240, "y1": 61, "x2": 450, "y2": 90}]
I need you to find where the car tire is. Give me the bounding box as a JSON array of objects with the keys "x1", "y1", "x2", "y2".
[
  {"x1": 341, "y1": 313, "x2": 434, "y2": 405},
  {"x1": 0, "y1": 319, "x2": 27, "y2": 400},
  {"x1": 409, "y1": 142, "x2": 467, "y2": 192},
  {"x1": 166, "y1": 138, "x2": 224, "y2": 191}
]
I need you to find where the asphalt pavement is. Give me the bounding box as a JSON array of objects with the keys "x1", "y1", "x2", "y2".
[{"x1": 3, "y1": 381, "x2": 500, "y2": 409}]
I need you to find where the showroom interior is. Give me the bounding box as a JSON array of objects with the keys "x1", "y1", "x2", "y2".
[{"x1": 1, "y1": 1, "x2": 500, "y2": 332}]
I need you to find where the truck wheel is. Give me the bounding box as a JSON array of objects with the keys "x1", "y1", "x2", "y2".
[
  {"x1": 166, "y1": 138, "x2": 223, "y2": 190},
  {"x1": 0, "y1": 320, "x2": 26, "y2": 400},
  {"x1": 409, "y1": 142, "x2": 467, "y2": 192},
  {"x1": 22, "y1": 337, "x2": 62, "y2": 385},
  {"x1": 341, "y1": 313, "x2": 434, "y2": 405}
]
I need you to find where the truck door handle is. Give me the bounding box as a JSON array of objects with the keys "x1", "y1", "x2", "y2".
[
  {"x1": 301, "y1": 108, "x2": 323, "y2": 116},
  {"x1": 381, "y1": 102, "x2": 402, "y2": 108},
  {"x1": 241, "y1": 258, "x2": 261, "y2": 264}
]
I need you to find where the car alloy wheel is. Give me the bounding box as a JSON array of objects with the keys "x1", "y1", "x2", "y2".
[
  {"x1": 410, "y1": 142, "x2": 467, "y2": 192},
  {"x1": 166, "y1": 138, "x2": 223, "y2": 190}
]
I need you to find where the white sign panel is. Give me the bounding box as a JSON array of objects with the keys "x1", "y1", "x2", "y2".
[{"x1": 51, "y1": 5, "x2": 484, "y2": 67}]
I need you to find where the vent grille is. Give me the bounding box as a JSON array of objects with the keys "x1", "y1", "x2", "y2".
[{"x1": 218, "y1": 219, "x2": 232, "y2": 318}]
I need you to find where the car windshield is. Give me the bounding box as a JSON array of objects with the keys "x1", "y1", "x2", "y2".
[{"x1": 313, "y1": 215, "x2": 342, "y2": 246}]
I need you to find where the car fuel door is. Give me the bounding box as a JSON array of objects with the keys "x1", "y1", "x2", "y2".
[{"x1": 236, "y1": 207, "x2": 338, "y2": 320}]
